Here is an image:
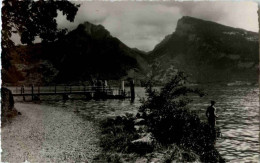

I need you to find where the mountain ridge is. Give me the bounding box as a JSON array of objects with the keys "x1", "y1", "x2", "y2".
[
  {"x1": 3, "y1": 21, "x2": 148, "y2": 85},
  {"x1": 3, "y1": 16, "x2": 258, "y2": 85},
  {"x1": 148, "y1": 16, "x2": 258, "y2": 84}
]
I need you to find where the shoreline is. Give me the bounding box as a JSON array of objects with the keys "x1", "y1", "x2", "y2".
[
  {"x1": 1, "y1": 102, "x2": 101, "y2": 162},
  {"x1": 2, "y1": 85, "x2": 259, "y2": 162}
]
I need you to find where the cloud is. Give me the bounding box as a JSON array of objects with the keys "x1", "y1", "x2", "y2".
[
  {"x1": 57, "y1": 2, "x2": 182, "y2": 51},
  {"x1": 39, "y1": 1, "x2": 260, "y2": 51},
  {"x1": 173, "y1": 1, "x2": 258, "y2": 32}
]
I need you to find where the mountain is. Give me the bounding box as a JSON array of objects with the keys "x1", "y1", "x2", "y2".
[
  {"x1": 149, "y1": 16, "x2": 259, "y2": 84},
  {"x1": 3, "y1": 22, "x2": 149, "y2": 85},
  {"x1": 3, "y1": 16, "x2": 258, "y2": 85}
]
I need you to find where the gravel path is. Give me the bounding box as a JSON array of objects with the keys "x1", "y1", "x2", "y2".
[{"x1": 1, "y1": 102, "x2": 101, "y2": 162}]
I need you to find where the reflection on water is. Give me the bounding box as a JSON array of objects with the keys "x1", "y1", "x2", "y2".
[{"x1": 14, "y1": 86, "x2": 259, "y2": 162}]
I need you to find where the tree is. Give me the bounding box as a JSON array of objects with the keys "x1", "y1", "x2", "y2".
[{"x1": 2, "y1": 0, "x2": 80, "y2": 68}]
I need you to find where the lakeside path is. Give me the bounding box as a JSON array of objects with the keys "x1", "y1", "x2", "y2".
[{"x1": 1, "y1": 102, "x2": 101, "y2": 162}]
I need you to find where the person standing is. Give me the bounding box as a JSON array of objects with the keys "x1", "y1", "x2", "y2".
[{"x1": 206, "y1": 101, "x2": 218, "y2": 128}]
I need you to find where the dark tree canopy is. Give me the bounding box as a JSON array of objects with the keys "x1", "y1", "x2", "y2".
[
  {"x1": 2, "y1": 0, "x2": 80, "y2": 48},
  {"x1": 1, "y1": 0, "x2": 79, "y2": 69}
]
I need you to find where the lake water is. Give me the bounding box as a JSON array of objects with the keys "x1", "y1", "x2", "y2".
[
  {"x1": 12, "y1": 85, "x2": 259, "y2": 162},
  {"x1": 188, "y1": 85, "x2": 259, "y2": 162}
]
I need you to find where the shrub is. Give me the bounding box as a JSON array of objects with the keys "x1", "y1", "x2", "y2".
[
  {"x1": 139, "y1": 72, "x2": 225, "y2": 162},
  {"x1": 163, "y1": 144, "x2": 199, "y2": 163},
  {"x1": 99, "y1": 114, "x2": 139, "y2": 153}
]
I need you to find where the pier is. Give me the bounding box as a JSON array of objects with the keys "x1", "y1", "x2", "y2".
[{"x1": 7, "y1": 80, "x2": 135, "y2": 101}]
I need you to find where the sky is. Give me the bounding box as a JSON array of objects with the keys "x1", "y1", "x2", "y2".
[{"x1": 13, "y1": 1, "x2": 259, "y2": 52}]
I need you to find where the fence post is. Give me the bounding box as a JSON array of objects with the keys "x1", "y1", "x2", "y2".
[
  {"x1": 21, "y1": 85, "x2": 25, "y2": 101},
  {"x1": 31, "y1": 85, "x2": 34, "y2": 101}
]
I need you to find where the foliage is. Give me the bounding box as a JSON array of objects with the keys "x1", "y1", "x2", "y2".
[
  {"x1": 97, "y1": 113, "x2": 200, "y2": 162},
  {"x1": 140, "y1": 72, "x2": 204, "y2": 125},
  {"x1": 162, "y1": 144, "x2": 199, "y2": 162},
  {"x1": 2, "y1": 0, "x2": 79, "y2": 46},
  {"x1": 139, "y1": 72, "x2": 225, "y2": 162},
  {"x1": 99, "y1": 114, "x2": 139, "y2": 153},
  {"x1": 2, "y1": 0, "x2": 79, "y2": 68}
]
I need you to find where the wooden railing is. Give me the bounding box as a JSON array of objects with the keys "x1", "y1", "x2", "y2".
[{"x1": 6, "y1": 84, "x2": 134, "y2": 101}]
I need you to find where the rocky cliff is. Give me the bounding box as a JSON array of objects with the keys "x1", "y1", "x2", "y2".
[{"x1": 149, "y1": 16, "x2": 258, "y2": 84}]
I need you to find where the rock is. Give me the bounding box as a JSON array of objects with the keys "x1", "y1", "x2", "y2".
[
  {"x1": 150, "y1": 158, "x2": 160, "y2": 163},
  {"x1": 135, "y1": 157, "x2": 148, "y2": 163},
  {"x1": 134, "y1": 118, "x2": 145, "y2": 125},
  {"x1": 1, "y1": 87, "x2": 18, "y2": 124},
  {"x1": 1, "y1": 87, "x2": 14, "y2": 112},
  {"x1": 131, "y1": 133, "x2": 153, "y2": 145},
  {"x1": 129, "y1": 133, "x2": 154, "y2": 154}
]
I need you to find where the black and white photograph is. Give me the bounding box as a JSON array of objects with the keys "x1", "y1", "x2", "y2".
[{"x1": 1, "y1": 1, "x2": 259, "y2": 162}]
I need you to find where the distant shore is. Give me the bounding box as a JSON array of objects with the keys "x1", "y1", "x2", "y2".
[{"x1": 1, "y1": 102, "x2": 101, "y2": 162}]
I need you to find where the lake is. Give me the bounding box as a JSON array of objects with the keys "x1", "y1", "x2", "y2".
[{"x1": 11, "y1": 85, "x2": 259, "y2": 162}]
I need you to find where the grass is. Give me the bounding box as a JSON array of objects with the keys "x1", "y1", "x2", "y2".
[
  {"x1": 98, "y1": 114, "x2": 140, "y2": 153},
  {"x1": 94, "y1": 113, "x2": 202, "y2": 162}
]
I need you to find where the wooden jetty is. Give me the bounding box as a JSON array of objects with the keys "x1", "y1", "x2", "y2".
[{"x1": 8, "y1": 80, "x2": 135, "y2": 101}]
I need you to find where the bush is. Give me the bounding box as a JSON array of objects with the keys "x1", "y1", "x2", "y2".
[
  {"x1": 163, "y1": 144, "x2": 199, "y2": 163},
  {"x1": 139, "y1": 72, "x2": 225, "y2": 162},
  {"x1": 99, "y1": 114, "x2": 139, "y2": 153}
]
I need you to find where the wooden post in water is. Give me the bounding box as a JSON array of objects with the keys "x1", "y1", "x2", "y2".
[
  {"x1": 55, "y1": 85, "x2": 57, "y2": 94},
  {"x1": 121, "y1": 80, "x2": 125, "y2": 96},
  {"x1": 70, "y1": 86, "x2": 72, "y2": 93},
  {"x1": 104, "y1": 80, "x2": 107, "y2": 94},
  {"x1": 130, "y1": 80, "x2": 135, "y2": 101}
]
